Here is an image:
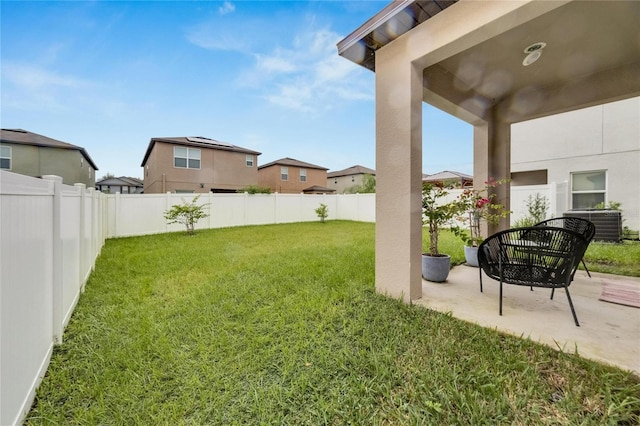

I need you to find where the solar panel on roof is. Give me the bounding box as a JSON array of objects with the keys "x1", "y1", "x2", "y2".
[{"x1": 186, "y1": 136, "x2": 233, "y2": 147}]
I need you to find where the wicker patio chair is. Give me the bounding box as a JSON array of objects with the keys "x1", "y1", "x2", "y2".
[
  {"x1": 477, "y1": 227, "x2": 590, "y2": 326},
  {"x1": 534, "y1": 217, "x2": 596, "y2": 278}
]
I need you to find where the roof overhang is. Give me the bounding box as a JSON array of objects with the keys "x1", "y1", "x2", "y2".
[
  {"x1": 337, "y1": 0, "x2": 457, "y2": 72},
  {"x1": 338, "y1": 0, "x2": 640, "y2": 124}
]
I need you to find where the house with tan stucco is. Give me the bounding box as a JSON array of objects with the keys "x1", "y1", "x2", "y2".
[
  {"x1": 258, "y1": 157, "x2": 333, "y2": 194},
  {"x1": 140, "y1": 136, "x2": 261, "y2": 194},
  {"x1": 337, "y1": 0, "x2": 640, "y2": 302}
]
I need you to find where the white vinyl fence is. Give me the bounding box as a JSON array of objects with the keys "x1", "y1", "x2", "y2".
[
  {"x1": 105, "y1": 191, "x2": 376, "y2": 238},
  {"x1": 0, "y1": 171, "x2": 577, "y2": 425},
  {"x1": 510, "y1": 182, "x2": 569, "y2": 224},
  {"x1": 1, "y1": 172, "x2": 107, "y2": 426}
]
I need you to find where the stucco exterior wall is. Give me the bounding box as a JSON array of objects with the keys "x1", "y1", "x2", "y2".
[
  {"x1": 328, "y1": 174, "x2": 368, "y2": 193},
  {"x1": 258, "y1": 165, "x2": 327, "y2": 193},
  {"x1": 0, "y1": 143, "x2": 95, "y2": 186},
  {"x1": 511, "y1": 97, "x2": 640, "y2": 230},
  {"x1": 143, "y1": 142, "x2": 258, "y2": 193}
]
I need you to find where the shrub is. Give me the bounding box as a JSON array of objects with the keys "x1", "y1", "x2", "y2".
[
  {"x1": 513, "y1": 193, "x2": 548, "y2": 227},
  {"x1": 163, "y1": 195, "x2": 209, "y2": 235},
  {"x1": 344, "y1": 174, "x2": 376, "y2": 194},
  {"x1": 526, "y1": 193, "x2": 549, "y2": 223},
  {"x1": 315, "y1": 203, "x2": 329, "y2": 223},
  {"x1": 239, "y1": 185, "x2": 272, "y2": 194}
]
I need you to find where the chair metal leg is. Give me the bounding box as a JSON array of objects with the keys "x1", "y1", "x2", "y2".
[
  {"x1": 550, "y1": 288, "x2": 555, "y2": 300},
  {"x1": 499, "y1": 261, "x2": 503, "y2": 316},
  {"x1": 564, "y1": 286, "x2": 580, "y2": 327},
  {"x1": 479, "y1": 267, "x2": 483, "y2": 293},
  {"x1": 582, "y1": 259, "x2": 591, "y2": 278}
]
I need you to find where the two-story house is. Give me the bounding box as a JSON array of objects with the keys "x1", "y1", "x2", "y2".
[
  {"x1": 96, "y1": 176, "x2": 143, "y2": 194},
  {"x1": 140, "y1": 136, "x2": 261, "y2": 194},
  {"x1": 0, "y1": 128, "x2": 98, "y2": 186},
  {"x1": 258, "y1": 158, "x2": 333, "y2": 194},
  {"x1": 327, "y1": 165, "x2": 376, "y2": 193}
]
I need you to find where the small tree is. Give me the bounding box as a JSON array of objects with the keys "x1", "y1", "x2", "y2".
[
  {"x1": 99, "y1": 172, "x2": 115, "y2": 181},
  {"x1": 513, "y1": 193, "x2": 549, "y2": 227},
  {"x1": 344, "y1": 174, "x2": 376, "y2": 194},
  {"x1": 164, "y1": 195, "x2": 209, "y2": 235},
  {"x1": 239, "y1": 185, "x2": 272, "y2": 194},
  {"x1": 315, "y1": 203, "x2": 329, "y2": 223},
  {"x1": 422, "y1": 183, "x2": 465, "y2": 256}
]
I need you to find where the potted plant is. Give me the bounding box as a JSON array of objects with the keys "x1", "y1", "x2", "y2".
[
  {"x1": 421, "y1": 182, "x2": 465, "y2": 282},
  {"x1": 451, "y1": 177, "x2": 510, "y2": 266}
]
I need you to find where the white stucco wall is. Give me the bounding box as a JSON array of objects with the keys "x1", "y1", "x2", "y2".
[{"x1": 511, "y1": 97, "x2": 640, "y2": 231}]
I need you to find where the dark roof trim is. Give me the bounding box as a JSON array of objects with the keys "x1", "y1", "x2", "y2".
[
  {"x1": 141, "y1": 136, "x2": 261, "y2": 167},
  {"x1": 258, "y1": 157, "x2": 328, "y2": 171},
  {"x1": 302, "y1": 185, "x2": 336, "y2": 193},
  {"x1": 1, "y1": 128, "x2": 99, "y2": 170},
  {"x1": 337, "y1": 0, "x2": 457, "y2": 72},
  {"x1": 327, "y1": 165, "x2": 376, "y2": 178}
]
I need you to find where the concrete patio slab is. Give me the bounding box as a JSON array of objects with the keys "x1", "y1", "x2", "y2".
[{"x1": 415, "y1": 265, "x2": 640, "y2": 376}]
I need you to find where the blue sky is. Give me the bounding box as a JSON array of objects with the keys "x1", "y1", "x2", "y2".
[{"x1": 1, "y1": 0, "x2": 472, "y2": 179}]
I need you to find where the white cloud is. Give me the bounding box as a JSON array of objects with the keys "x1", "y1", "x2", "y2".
[
  {"x1": 242, "y1": 27, "x2": 374, "y2": 113},
  {"x1": 1, "y1": 62, "x2": 94, "y2": 111},
  {"x1": 255, "y1": 53, "x2": 297, "y2": 74},
  {"x1": 2, "y1": 62, "x2": 90, "y2": 91},
  {"x1": 185, "y1": 23, "x2": 249, "y2": 52},
  {"x1": 219, "y1": 1, "x2": 235, "y2": 15}
]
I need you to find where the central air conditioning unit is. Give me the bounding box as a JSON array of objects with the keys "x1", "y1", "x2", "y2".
[{"x1": 564, "y1": 210, "x2": 622, "y2": 242}]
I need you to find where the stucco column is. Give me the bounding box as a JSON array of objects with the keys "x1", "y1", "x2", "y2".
[
  {"x1": 375, "y1": 51, "x2": 423, "y2": 302},
  {"x1": 473, "y1": 109, "x2": 511, "y2": 236}
]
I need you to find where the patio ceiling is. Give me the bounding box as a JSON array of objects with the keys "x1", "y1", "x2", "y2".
[{"x1": 339, "y1": 0, "x2": 640, "y2": 124}]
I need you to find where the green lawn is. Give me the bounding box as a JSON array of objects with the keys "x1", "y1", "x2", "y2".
[{"x1": 26, "y1": 221, "x2": 639, "y2": 424}]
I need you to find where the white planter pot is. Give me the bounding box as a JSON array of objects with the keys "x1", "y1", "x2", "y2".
[{"x1": 464, "y1": 245, "x2": 479, "y2": 267}]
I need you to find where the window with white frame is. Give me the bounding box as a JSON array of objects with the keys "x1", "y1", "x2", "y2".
[
  {"x1": 281, "y1": 167, "x2": 288, "y2": 181},
  {"x1": 174, "y1": 147, "x2": 201, "y2": 169},
  {"x1": 246, "y1": 155, "x2": 254, "y2": 167},
  {"x1": 0, "y1": 146, "x2": 11, "y2": 169},
  {"x1": 300, "y1": 168, "x2": 307, "y2": 182},
  {"x1": 571, "y1": 170, "x2": 606, "y2": 209}
]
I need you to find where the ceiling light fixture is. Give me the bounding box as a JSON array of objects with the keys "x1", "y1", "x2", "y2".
[{"x1": 522, "y1": 42, "x2": 546, "y2": 66}]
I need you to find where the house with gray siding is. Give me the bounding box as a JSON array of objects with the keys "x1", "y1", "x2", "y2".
[{"x1": 0, "y1": 128, "x2": 98, "y2": 186}]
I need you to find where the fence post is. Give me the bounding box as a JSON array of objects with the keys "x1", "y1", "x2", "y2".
[
  {"x1": 166, "y1": 192, "x2": 172, "y2": 233},
  {"x1": 88, "y1": 187, "x2": 97, "y2": 265},
  {"x1": 114, "y1": 191, "x2": 121, "y2": 237},
  {"x1": 244, "y1": 192, "x2": 248, "y2": 226},
  {"x1": 548, "y1": 182, "x2": 557, "y2": 219},
  {"x1": 43, "y1": 175, "x2": 64, "y2": 345},
  {"x1": 208, "y1": 191, "x2": 214, "y2": 229},
  {"x1": 75, "y1": 183, "x2": 87, "y2": 290}
]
